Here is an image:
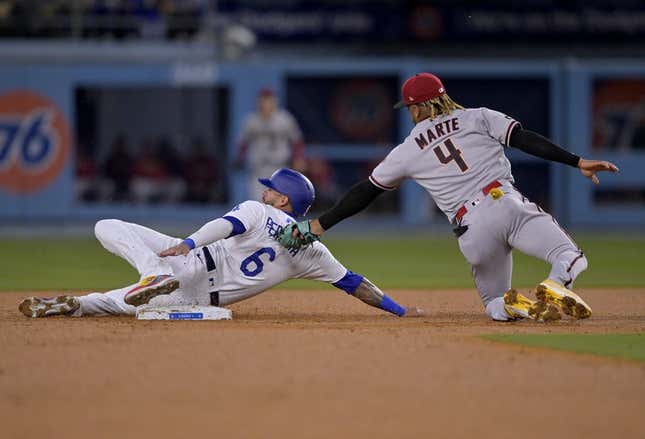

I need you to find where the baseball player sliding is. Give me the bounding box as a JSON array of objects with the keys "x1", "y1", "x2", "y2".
[
  {"x1": 279, "y1": 73, "x2": 619, "y2": 322},
  {"x1": 19, "y1": 169, "x2": 423, "y2": 319}
]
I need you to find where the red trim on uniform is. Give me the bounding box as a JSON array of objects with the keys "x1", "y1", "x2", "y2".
[
  {"x1": 482, "y1": 180, "x2": 503, "y2": 196},
  {"x1": 455, "y1": 205, "x2": 467, "y2": 221},
  {"x1": 369, "y1": 175, "x2": 397, "y2": 191},
  {"x1": 454, "y1": 180, "x2": 503, "y2": 222},
  {"x1": 504, "y1": 121, "x2": 518, "y2": 146}
]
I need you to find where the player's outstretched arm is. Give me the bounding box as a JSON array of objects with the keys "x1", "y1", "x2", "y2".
[
  {"x1": 353, "y1": 277, "x2": 425, "y2": 318},
  {"x1": 159, "y1": 217, "x2": 236, "y2": 257},
  {"x1": 278, "y1": 179, "x2": 384, "y2": 250},
  {"x1": 509, "y1": 127, "x2": 619, "y2": 176},
  {"x1": 509, "y1": 127, "x2": 619, "y2": 184}
]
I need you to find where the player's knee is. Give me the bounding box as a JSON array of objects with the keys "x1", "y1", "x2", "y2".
[{"x1": 94, "y1": 219, "x2": 121, "y2": 243}]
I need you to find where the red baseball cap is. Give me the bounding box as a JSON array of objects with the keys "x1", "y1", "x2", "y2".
[{"x1": 394, "y1": 73, "x2": 446, "y2": 109}]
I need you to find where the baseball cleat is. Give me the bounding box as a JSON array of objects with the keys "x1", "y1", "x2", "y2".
[
  {"x1": 536, "y1": 279, "x2": 592, "y2": 319},
  {"x1": 503, "y1": 289, "x2": 561, "y2": 322},
  {"x1": 19, "y1": 296, "x2": 80, "y2": 318},
  {"x1": 124, "y1": 274, "x2": 179, "y2": 307}
]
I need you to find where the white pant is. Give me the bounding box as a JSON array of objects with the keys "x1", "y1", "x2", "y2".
[{"x1": 76, "y1": 220, "x2": 209, "y2": 316}]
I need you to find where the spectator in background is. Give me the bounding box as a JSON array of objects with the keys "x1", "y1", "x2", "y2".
[
  {"x1": 131, "y1": 138, "x2": 185, "y2": 203},
  {"x1": 183, "y1": 137, "x2": 220, "y2": 203},
  {"x1": 234, "y1": 88, "x2": 306, "y2": 200},
  {"x1": 103, "y1": 134, "x2": 133, "y2": 201}
]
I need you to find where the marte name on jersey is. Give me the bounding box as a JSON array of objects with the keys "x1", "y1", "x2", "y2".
[{"x1": 414, "y1": 117, "x2": 460, "y2": 149}]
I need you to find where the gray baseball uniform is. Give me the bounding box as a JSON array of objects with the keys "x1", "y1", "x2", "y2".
[
  {"x1": 239, "y1": 110, "x2": 303, "y2": 200},
  {"x1": 370, "y1": 108, "x2": 586, "y2": 320}
]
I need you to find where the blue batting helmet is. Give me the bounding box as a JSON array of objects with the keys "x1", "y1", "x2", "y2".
[{"x1": 258, "y1": 168, "x2": 315, "y2": 217}]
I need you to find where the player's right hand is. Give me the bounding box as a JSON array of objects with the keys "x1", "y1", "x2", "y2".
[
  {"x1": 159, "y1": 242, "x2": 191, "y2": 257},
  {"x1": 578, "y1": 159, "x2": 619, "y2": 185}
]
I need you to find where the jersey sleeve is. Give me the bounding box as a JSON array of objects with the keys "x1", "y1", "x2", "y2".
[
  {"x1": 480, "y1": 108, "x2": 521, "y2": 147},
  {"x1": 221, "y1": 200, "x2": 265, "y2": 236},
  {"x1": 369, "y1": 147, "x2": 407, "y2": 191},
  {"x1": 291, "y1": 242, "x2": 348, "y2": 283}
]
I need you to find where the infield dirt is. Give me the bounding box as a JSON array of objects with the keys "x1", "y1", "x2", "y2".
[{"x1": 1, "y1": 289, "x2": 644, "y2": 439}]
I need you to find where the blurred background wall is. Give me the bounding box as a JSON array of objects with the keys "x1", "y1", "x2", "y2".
[{"x1": 0, "y1": 0, "x2": 643, "y2": 231}]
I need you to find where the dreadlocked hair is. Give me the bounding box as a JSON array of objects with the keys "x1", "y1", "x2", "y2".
[{"x1": 418, "y1": 94, "x2": 464, "y2": 120}]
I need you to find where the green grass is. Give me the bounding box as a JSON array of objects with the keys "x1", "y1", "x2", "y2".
[
  {"x1": 0, "y1": 234, "x2": 644, "y2": 291},
  {"x1": 483, "y1": 333, "x2": 645, "y2": 362}
]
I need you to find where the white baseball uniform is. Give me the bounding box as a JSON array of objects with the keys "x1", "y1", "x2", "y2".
[
  {"x1": 370, "y1": 107, "x2": 587, "y2": 321},
  {"x1": 76, "y1": 201, "x2": 359, "y2": 316},
  {"x1": 239, "y1": 110, "x2": 303, "y2": 200}
]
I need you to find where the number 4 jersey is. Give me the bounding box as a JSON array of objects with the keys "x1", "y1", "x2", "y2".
[
  {"x1": 369, "y1": 107, "x2": 519, "y2": 221},
  {"x1": 202, "y1": 200, "x2": 351, "y2": 305}
]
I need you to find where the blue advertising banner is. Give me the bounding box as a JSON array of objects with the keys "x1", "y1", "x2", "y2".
[{"x1": 216, "y1": 1, "x2": 644, "y2": 43}]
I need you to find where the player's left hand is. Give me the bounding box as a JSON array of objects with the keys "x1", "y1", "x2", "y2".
[
  {"x1": 159, "y1": 242, "x2": 191, "y2": 257},
  {"x1": 578, "y1": 159, "x2": 619, "y2": 185},
  {"x1": 403, "y1": 306, "x2": 426, "y2": 318}
]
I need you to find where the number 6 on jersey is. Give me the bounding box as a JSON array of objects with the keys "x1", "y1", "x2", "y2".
[{"x1": 240, "y1": 247, "x2": 276, "y2": 277}]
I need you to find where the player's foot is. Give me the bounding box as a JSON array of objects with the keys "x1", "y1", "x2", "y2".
[
  {"x1": 19, "y1": 296, "x2": 80, "y2": 318},
  {"x1": 124, "y1": 275, "x2": 179, "y2": 307},
  {"x1": 536, "y1": 279, "x2": 592, "y2": 319},
  {"x1": 503, "y1": 289, "x2": 561, "y2": 322}
]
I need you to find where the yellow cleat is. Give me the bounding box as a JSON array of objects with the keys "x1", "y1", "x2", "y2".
[
  {"x1": 124, "y1": 274, "x2": 180, "y2": 307},
  {"x1": 503, "y1": 289, "x2": 561, "y2": 322},
  {"x1": 536, "y1": 279, "x2": 592, "y2": 319}
]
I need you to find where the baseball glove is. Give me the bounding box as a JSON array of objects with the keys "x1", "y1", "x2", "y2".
[{"x1": 278, "y1": 220, "x2": 320, "y2": 250}]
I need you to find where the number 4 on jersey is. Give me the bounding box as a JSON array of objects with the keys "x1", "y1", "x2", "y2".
[{"x1": 433, "y1": 139, "x2": 469, "y2": 172}]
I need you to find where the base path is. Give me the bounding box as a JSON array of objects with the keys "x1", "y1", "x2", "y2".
[{"x1": 1, "y1": 289, "x2": 644, "y2": 439}]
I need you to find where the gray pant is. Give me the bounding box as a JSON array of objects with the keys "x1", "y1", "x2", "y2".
[{"x1": 456, "y1": 184, "x2": 587, "y2": 321}]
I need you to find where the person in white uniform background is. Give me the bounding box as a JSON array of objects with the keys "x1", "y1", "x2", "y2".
[
  {"x1": 279, "y1": 73, "x2": 619, "y2": 323},
  {"x1": 19, "y1": 169, "x2": 423, "y2": 319},
  {"x1": 235, "y1": 89, "x2": 307, "y2": 201}
]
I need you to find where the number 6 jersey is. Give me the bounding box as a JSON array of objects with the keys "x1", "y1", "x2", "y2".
[
  {"x1": 369, "y1": 107, "x2": 520, "y2": 221},
  {"x1": 202, "y1": 201, "x2": 349, "y2": 305}
]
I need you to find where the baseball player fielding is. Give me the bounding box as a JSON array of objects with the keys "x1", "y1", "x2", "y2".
[{"x1": 279, "y1": 72, "x2": 619, "y2": 323}]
